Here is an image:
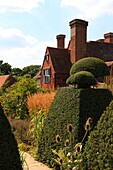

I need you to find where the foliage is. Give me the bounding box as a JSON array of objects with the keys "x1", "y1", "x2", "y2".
[
  {"x1": 8, "y1": 118, "x2": 29, "y2": 145},
  {"x1": 70, "y1": 57, "x2": 110, "y2": 78},
  {"x1": 0, "y1": 77, "x2": 38, "y2": 119},
  {"x1": 19, "y1": 151, "x2": 29, "y2": 170},
  {"x1": 0, "y1": 104, "x2": 22, "y2": 170},
  {"x1": 0, "y1": 59, "x2": 41, "y2": 77},
  {"x1": 21, "y1": 65, "x2": 41, "y2": 78},
  {"x1": 28, "y1": 110, "x2": 46, "y2": 157},
  {"x1": 66, "y1": 71, "x2": 97, "y2": 88},
  {"x1": 0, "y1": 61, "x2": 12, "y2": 75},
  {"x1": 38, "y1": 87, "x2": 112, "y2": 167},
  {"x1": 52, "y1": 118, "x2": 92, "y2": 170},
  {"x1": 27, "y1": 91, "x2": 56, "y2": 156},
  {"x1": 11, "y1": 68, "x2": 22, "y2": 76},
  {"x1": 82, "y1": 100, "x2": 113, "y2": 170},
  {"x1": 27, "y1": 91, "x2": 56, "y2": 115}
]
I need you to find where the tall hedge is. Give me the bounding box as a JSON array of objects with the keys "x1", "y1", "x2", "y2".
[
  {"x1": 82, "y1": 100, "x2": 113, "y2": 170},
  {"x1": 37, "y1": 87, "x2": 112, "y2": 167},
  {"x1": 0, "y1": 104, "x2": 22, "y2": 170}
]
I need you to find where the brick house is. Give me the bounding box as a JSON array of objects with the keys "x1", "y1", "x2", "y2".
[{"x1": 40, "y1": 18, "x2": 113, "y2": 90}]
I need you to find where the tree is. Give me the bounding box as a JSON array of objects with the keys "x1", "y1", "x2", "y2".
[
  {"x1": 21, "y1": 65, "x2": 41, "y2": 78},
  {"x1": 0, "y1": 77, "x2": 38, "y2": 119},
  {"x1": 0, "y1": 62, "x2": 12, "y2": 75},
  {"x1": 0, "y1": 60, "x2": 3, "y2": 66},
  {"x1": 11, "y1": 68, "x2": 22, "y2": 76}
]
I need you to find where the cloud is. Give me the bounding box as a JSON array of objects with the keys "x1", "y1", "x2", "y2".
[
  {"x1": 0, "y1": 27, "x2": 56, "y2": 68},
  {"x1": 0, "y1": 0, "x2": 44, "y2": 13},
  {"x1": 0, "y1": 27, "x2": 37, "y2": 48},
  {"x1": 61, "y1": 0, "x2": 113, "y2": 20}
]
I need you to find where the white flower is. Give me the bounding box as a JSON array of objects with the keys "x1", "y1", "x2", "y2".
[
  {"x1": 72, "y1": 167, "x2": 76, "y2": 170},
  {"x1": 72, "y1": 166, "x2": 79, "y2": 170},
  {"x1": 68, "y1": 159, "x2": 72, "y2": 163},
  {"x1": 67, "y1": 152, "x2": 71, "y2": 157}
]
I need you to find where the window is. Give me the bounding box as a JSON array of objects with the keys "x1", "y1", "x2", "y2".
[
  {"x1": 45, "y1": 55, "x2": 49, "y2": 61},
  {"x1": 43, "y1": 69, "x2": 51, "y2": 83}
]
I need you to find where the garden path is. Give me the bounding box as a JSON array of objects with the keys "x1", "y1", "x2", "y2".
[{"x1": 23, "y1": 152, "x2": 52, "y2": 170}]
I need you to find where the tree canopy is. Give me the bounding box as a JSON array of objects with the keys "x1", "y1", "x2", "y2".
[
  {"x1": 0, "y1": 60, "x2": 41, "y2": 78},
  {"x1": 0, "y1": 61, "x2": 12, "y2": 75}
]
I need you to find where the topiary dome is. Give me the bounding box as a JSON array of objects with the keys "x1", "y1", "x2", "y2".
[
  {"x1": 70, "y1": 57, "x2": 110, "y2": 78},
  {"x1": 66, "y1": 71, "x2": 97, "y2": 88}
]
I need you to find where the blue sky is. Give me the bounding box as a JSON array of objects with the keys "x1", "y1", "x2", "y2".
[{"x1": 1, "y1": 0, "x2": 113, "y2": 68}]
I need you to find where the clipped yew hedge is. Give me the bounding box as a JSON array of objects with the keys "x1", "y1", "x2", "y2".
[
  {"x1": 0, "y1": 104, "x2": 22, "y2": 170},
  {"x1": 66, "y1": 71, "x2": 97, "y2": 88},
  {"x1": 37, "y1": 87, "x2": 112, "y2": 167},
  {"x1": 70, "y1": 57, "x2": 109, "y2": 78},
  {"x1": 82, "y1": 100, "x2": 113, "y2": 170}
]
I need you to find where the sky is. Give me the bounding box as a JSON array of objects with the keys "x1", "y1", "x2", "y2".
[{"x1": 1, "y1": 0, "x2": 113, "y2": 68}]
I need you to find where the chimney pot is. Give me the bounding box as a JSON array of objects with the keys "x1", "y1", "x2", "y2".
[
  {"x1": 104, "y1": 32, "x2": 113, "y2": 43},
  {"x1": 56, "y1": 34, "x2": 66, "y2": 49}
]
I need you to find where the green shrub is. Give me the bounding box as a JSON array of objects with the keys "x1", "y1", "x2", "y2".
[
  {"x1": 66, "y1": 71, "x2": 97, "y2": 88},
  {"x1": 70, "y1": 57, "x2": 109, "y2": 78},
  {"x1": 0, "y1": 104, "x2": 22, "y2": 170},
  {"x1": 0, "y1": 77, "x2": 38, "y2": 119},
  {"x1": 82, "y1": 100, "x2": 113, "y2": 170},
  {"x1": 37, "y1": 87, "x2": 112, "y2": 167}
]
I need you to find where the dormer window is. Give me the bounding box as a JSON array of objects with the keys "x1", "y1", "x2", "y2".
[{"x1": 45, "y1": 55, "x2": 49, "y2": 61}]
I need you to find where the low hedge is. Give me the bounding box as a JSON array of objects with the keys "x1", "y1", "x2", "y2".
[
  {"x1": 0, "y1": 104, "x2": 22, "y2": 170},
  {"x1": 82, "y1": 100, "x2": 113, "y2": 170},
  {"x1": 37, "y1": 87, "x2": 112, "y2": 167}
]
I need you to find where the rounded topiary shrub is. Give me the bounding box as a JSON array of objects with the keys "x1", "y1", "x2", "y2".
[
  {"x1": 66, "y1": 71, "x2": 97, "y2": 88},
  {"x1": 70, "y1": 57, "x2": 110, "y2": 78},
  {"x1": 0, "y1": 104, "x2": 22, "y2": 170},
  {"x1": 82, "y1": 100, "x2": 113, "y2": 170}
]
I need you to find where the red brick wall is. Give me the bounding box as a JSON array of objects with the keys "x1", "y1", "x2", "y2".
[
  {"x1": 55, "y1": 73, "x2": 70, "y2": 89},
  {"x1": 41, "y1": 49, "x2": 55, "y2": 90},
  {"x1": 41, "y1": 48, "x2": 70, "y2": 90}
]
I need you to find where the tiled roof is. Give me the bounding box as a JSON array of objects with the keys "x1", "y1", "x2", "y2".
[
  {"x1": 86, "y1": 41, "x2": 113, "y2": 61},
  {"x1": 34, "y1": 71, "x2": 41, "y2": 78},
  {"x1": 47, "y1": 47, "x2": 72, "y2": 73},
  {"x1": 0, "y1": 75, "x2": 11, "y2": 88},
  {"x1": 105, "y1": 61, "x2": 113, "y2": 66}
]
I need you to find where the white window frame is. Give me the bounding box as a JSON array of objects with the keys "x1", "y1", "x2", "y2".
[{"x1": 43, "y1": 69, "x2": 51, "y2": 83}]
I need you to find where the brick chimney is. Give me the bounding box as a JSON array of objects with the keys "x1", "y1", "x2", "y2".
[
  {"x1": 56, "y1": 34, "x2": 66, "y2": 49},
  {"x1": 69, "y1": 19, "x2": 88, "y2": 64},
  {"x1": 104, "y1": 32, "x2": 113, "y2": 43}
]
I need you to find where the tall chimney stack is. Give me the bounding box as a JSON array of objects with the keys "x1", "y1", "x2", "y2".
[
  {"x1": 56, "y1": 34, "x2": 66, "y2": 49},
  {"x1": 69, "y1": 19, "x2": 88, "y2": 64},
  {"x1": 104, "y1": 32, "x2": 113, "y2": 43}
]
